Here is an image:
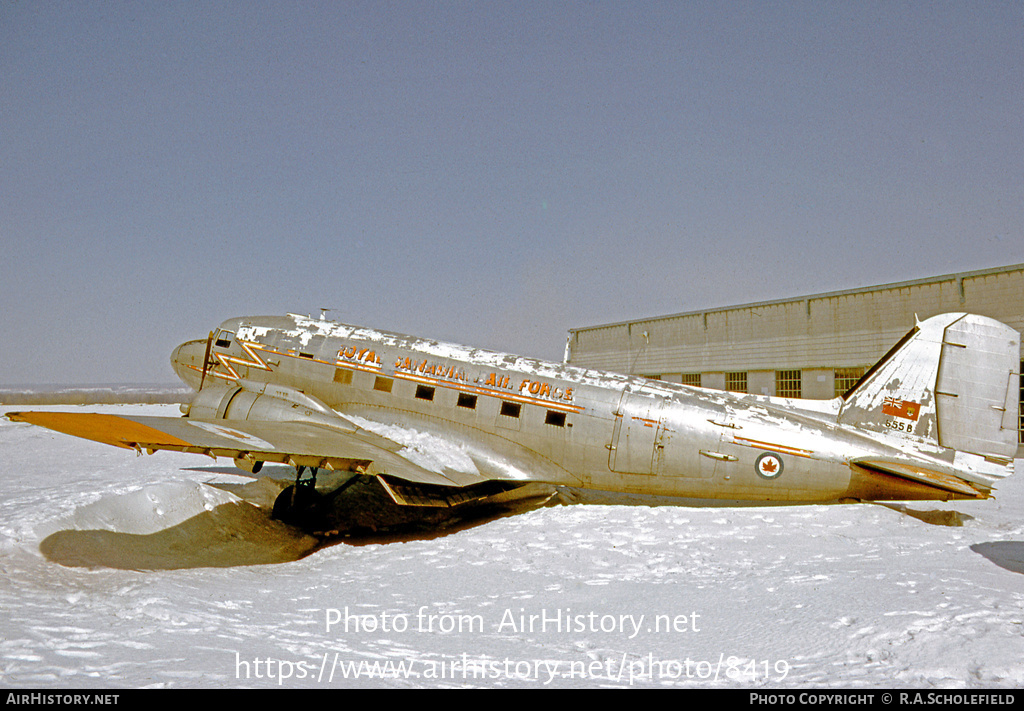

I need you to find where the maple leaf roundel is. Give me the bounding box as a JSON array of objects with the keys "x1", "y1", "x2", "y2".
[{"x1": 755, "y1": 452, "x2": 784, "y2": 480}]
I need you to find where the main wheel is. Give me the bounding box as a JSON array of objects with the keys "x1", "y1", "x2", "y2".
[{"x1": 271, "y1": 484, "x2": 323, "y2": 526}]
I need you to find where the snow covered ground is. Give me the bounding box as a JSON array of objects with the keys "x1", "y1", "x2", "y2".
[{"x1": 1, "y1": 404, "x2": 1023, "y2": 688}]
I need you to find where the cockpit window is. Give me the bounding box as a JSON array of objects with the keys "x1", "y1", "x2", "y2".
[{"x1": 214, "y1": 330, "x2": 234, "y2": 348}]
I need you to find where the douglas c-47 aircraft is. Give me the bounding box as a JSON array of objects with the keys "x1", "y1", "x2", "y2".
[{"x1": 6, "y1": 312, "x2": 1021, "y2": 533}]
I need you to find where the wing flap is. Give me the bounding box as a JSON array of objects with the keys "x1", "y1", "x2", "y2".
[{"x1": 375, "y1": 476, "x2": 534, "y2": 507}]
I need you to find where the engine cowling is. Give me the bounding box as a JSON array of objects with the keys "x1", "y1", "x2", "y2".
[
  {"x1": 181, "y1": 382, "x2": 347, "y2": 474},
  {"x1": 185, "y1": 382, "x2": 336, "y2": 423}
]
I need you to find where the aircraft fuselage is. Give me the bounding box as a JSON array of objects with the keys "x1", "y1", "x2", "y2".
[{"x1": 170, "y1": 314, "x2": 990, "y2": 504}]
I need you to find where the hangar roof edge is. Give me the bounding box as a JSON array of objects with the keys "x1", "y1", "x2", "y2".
[{"x1": 569, "y1": 263, "x2": 1024, "y2": 334}]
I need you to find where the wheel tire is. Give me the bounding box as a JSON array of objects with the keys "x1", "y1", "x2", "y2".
[{"x1": 271, "y1": 484, "x2": 322, "y2": 525}]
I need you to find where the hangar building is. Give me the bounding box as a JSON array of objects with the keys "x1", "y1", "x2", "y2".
[{"x1": 566, "y1": 263, "x2": 1024, "y2": 443}]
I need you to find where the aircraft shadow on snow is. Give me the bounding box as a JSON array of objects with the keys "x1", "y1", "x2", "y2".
[
  {"x1": 37, "y1": 467, "x2": 1002, "y2": 571},
  {"x1": 970, "y1": 542, "x2": 1024, "y2": 575},
  {"x1": 37, "y1": 468, "x2": 554, "y2": 570}
]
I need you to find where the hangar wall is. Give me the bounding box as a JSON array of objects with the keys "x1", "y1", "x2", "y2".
[{"x1": 566, "y1": 264, "x2": 1024, "y2": 442}]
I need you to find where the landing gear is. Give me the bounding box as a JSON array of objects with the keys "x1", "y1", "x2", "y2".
[
  {"x1": 271, "y1": 466, "x2": 324, "y2": 526},
  {"x1": 268, "y1": 466, "x2": 550, "y2": 537}
]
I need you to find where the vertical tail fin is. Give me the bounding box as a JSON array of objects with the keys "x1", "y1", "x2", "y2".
[{"x1": 839, "y1": 313, "x2": 1020, "y2": 464}]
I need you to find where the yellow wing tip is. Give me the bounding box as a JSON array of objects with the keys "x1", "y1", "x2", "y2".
[{"x1": 5, "y1": 411, "x2": 194, "y2": 450}]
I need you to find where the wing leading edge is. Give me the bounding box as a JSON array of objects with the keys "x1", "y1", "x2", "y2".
[{"x1": 4, "y1": 411, "x2": 563, "y2": 491}]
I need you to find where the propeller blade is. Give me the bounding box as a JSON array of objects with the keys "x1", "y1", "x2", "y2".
[{"x1": 199, "y1": 331, "x2": 214, "y2": 390}]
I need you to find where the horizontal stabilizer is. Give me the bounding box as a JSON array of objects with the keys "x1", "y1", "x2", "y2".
[{"x1": 852, "y1": 458, "x2": 986, "y2": 498}]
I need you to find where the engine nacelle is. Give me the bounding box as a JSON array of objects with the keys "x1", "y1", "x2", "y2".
[
  {"x1": 181, "y1": 381, "x2": 364, "y2": 475},
  {"x1": 185, "y1": 382, "x2": 336, "y2": 423},
  {"x1": 182, "y1": 382, "x2": 349, "y2": 476}
]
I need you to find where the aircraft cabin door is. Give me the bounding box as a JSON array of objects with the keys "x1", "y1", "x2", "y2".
[
  {"x1": 608, "y1": 386, "x2": 666, "y2": 475},
  {"x1": 648, "y1": 400, "x2": 727, "y2": 479}
]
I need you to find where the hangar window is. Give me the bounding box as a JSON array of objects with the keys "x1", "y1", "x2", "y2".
[
  {"x1": 834, "y1": 367, "x2": 866, "y2": 398},
  {"x1": 1019, "y1": 359, "x2": 1023, "y2": 444},
  {"x1": 415, "y1": 385, "x2": 435, "y2": 401},
  {"x1": 457, "y1": 393, "x2": 477, "y2": 409},
  {"x1": 373, "y1": 376, "x2": 393, "y2": 393},
  {"x1": 776, "y1": 370, "x2": 801, "y2": 399},
  {"x1": 545, "y1": 410, "x2": 567, "y2": 427},
  {"x1": 500, "y1": 401, "x2": 521, "y2": 418},
  {"x1": 333, "y1": 369, "x2": 352, "y2": 385},
  {"x1": 725, "y1": 372, "x2": 747, "y2": 393},
  {"x1": 681, "y1": 373, "x2": 701, "y2": 387}
]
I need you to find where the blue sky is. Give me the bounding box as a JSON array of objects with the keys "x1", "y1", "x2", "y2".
[{"x1": 2, "y1": 1, "x2": 1022, "y2": 384}]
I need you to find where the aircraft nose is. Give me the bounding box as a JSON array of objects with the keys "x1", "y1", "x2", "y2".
[{"x1": 170, "y1": 338, "x2": 209, "y2": 389}]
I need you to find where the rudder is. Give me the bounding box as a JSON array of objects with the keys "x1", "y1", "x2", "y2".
[{"x1": 934, "y1": 315, "x2": 1020, "y2": 459}]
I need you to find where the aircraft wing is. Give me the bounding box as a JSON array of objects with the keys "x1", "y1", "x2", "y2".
[{"x1": 4, "y1": 411, "x2": 568, "y2": 494}]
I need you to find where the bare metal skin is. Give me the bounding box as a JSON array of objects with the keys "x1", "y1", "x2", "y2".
[{"x1": 8, "y1": 312, "x2": 1019, "y2": 531}]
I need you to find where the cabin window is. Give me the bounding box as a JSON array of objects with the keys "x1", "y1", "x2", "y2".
[
  {"x1": 415, "y1": 385, "x2": 435, "y2": 401},
  {"x1": 500, "y1": 401, "x2": 521, "y2": 418},
  {"x1": 215, "y1": 330, "x2": 234, "y2": 348},
  {"x1": 545, "y1": 410, "x2": 566, "y2": 427},
  {"x1": 457, "y1": 393, "x2": 478, "y2": 409},
  {"x1": 373, "y1": 376, "x2": 393, "y2": 393}
]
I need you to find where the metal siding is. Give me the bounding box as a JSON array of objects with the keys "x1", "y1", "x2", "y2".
[{"x1": 568, "y1": 265, "x2": 1024, "y2": 400}]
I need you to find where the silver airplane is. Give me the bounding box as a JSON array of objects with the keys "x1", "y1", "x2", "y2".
[{"x1": 6, "y1": 312, "x2": 1020, "y2": 533}]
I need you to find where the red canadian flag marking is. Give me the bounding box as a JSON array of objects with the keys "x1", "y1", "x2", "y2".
[{"x1": 882, "y1": 397, "x2": 921, "y2": 421}]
